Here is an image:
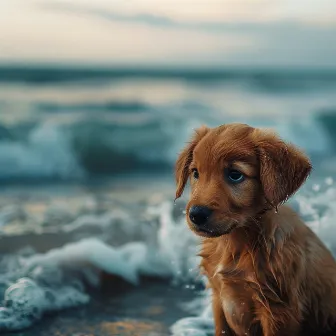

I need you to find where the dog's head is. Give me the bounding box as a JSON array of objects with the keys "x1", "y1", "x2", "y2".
[{"x1": 175, "y1": 123, "x2": 311, "y2": 238}]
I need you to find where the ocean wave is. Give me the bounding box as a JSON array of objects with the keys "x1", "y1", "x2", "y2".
[
  {"x1": 0, "y1": 123, "x2": 84, "y2": 182},
  {"x1": 0, "y1": 181, "x2": 335, "y2": 332},
  {"x1": 0, "y1": 111, "x2": 334, "y2": 182},
  {"x1": 317, "y1": 109, "x2": 336, "y2": 149},
  {"x1": 2, "y1": 66, "x2": 336, "y2": 92},
  {"x1": 0, "y1": 200, "x2": 199, "y2": 331},
  {"x1": 37, "y1": 100, "x2": 152, "y2": 114}
]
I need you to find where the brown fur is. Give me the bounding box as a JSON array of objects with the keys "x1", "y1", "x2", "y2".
[{"x1": 175, "y1": 123, "x2": 336, "y2": 336}]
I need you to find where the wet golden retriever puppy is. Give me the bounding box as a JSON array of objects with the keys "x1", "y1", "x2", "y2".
[{"x1": 175, "y1": 123, "x2": 336, "y2": 336}]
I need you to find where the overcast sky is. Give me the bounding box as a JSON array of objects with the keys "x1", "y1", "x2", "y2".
[{"x1": 0, "y1": 0, "x2": 335, "y2": 68}]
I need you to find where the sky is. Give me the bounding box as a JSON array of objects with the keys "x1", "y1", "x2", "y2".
[{"x1": 0, "y1": 0, "x2": 335, "y2": 68}]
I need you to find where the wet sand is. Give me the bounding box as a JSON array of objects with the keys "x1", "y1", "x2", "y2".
[{"x1": 3, "y1": 277, "x2": 198, "y2": 336}]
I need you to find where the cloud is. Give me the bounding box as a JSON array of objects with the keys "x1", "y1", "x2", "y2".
[
  {"x1": 40, "y1": 1, "x2": 336, "y2": 31},
  {"x1": 40, "y1": 2, "x2": 177, "y2": 27},
  {"x1": 0, "y1": 0, "x2": 260, "y2": 66},
  {"x1": 0, "y1": 0, "x2": 335, "y2": 67},
  {"x1": 39, "y1": 0, "x2": 336, "y2": 25}
]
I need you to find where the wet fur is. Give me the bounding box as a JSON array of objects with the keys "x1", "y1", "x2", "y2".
[{"x1": 175, "y1": 123, "x2": 336, "y2": 336}]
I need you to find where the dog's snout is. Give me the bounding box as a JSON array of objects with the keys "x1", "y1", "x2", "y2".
[{"x1": 189, "y1": 205, "x2": 213, "y2": 226}]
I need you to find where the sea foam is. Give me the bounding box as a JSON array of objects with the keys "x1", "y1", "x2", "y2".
[{"x1": 0, "y1": 200, "x2": 198, "y2": 331}]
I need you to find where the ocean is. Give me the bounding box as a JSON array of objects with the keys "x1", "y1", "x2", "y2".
[
  {"x1": 1, "y1": 66, "x2": 336, "y2": 182},
  {"x1": 0, "y1": 65, "x2": 336, "y2": 335}
]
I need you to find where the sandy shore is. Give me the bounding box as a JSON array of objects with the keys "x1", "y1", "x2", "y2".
[{"x1": 3, "y1": 277, "x2": 198, "y2": 336}]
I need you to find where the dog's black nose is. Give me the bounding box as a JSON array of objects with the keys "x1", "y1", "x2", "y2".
[{"x1": 189, "y1": 205, "x2": 213, "y2": 226}]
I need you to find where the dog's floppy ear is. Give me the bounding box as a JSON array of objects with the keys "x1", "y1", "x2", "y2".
[
  {"x1": 175, "y1": 126, "x2": 209, "y2": 200},
  {"x1": 256, "y1": 131, "x2": 312, "y2": 208}
]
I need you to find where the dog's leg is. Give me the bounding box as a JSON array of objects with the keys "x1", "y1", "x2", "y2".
[
  {"x1": 213, "y1": 296, "x2": 235, "y2": 336},
  {"x1": 260, "y1": 313, "x2": 301, "y2": 336}
]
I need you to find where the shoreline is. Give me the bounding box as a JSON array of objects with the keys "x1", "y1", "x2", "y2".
[{"x1": 3, "y1": 277, "x2": 200, "y2": 336}]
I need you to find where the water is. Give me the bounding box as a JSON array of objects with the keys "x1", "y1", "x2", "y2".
[
  {"x1": 0, "y1": 66, "x2": 336, "y2": 182},
  {"x1": 0, "y1": 188, "x2": 199, "y2": 332},
  {"x1": 0, "y1": 65, "x2": 336, "y2": 334}
]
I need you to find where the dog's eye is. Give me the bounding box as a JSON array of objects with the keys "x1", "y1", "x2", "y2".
[
  {"x1": 192, "y1": 168, "x2": 199, "y2": 179},
  {"x1": 226, "y1": 169, "x2": 245, "y2": 183}
]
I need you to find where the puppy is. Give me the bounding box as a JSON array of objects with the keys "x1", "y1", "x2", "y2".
[{"x1": 175, "y1": 123, "x2": 336, "y2": 336}]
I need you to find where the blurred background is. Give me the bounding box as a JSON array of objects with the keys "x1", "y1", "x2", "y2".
[{"x1": 0, "y1": 1, "x2": 336, "y2": 335}]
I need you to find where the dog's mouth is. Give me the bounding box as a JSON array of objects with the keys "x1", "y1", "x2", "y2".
[
  {"x1": 192, "y1": 222, "x2": 236, "y2": 237},
  {"x1": 195, "y1": 226, "x2": 215, "y2": 235}
]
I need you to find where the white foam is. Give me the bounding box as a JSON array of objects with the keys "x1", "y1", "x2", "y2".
[
  {"x1": 147, "y1": 201, "x2": 200, "y2": 282},
  {"x1": 0, "y1": 199, "x2": 198, "y2": 331},
  {"x1": 24, "y1": 239, "x2": 140, "y2": 285},
  {"x1": 0, "y1": 278, "x2": 89, "y2": 331},
  {"x1": 0, "y1": 239, "x2": 144, "y2": 331},
  {"x1": 0, "y1": 123, "x2": 84, "y2": 180}
]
